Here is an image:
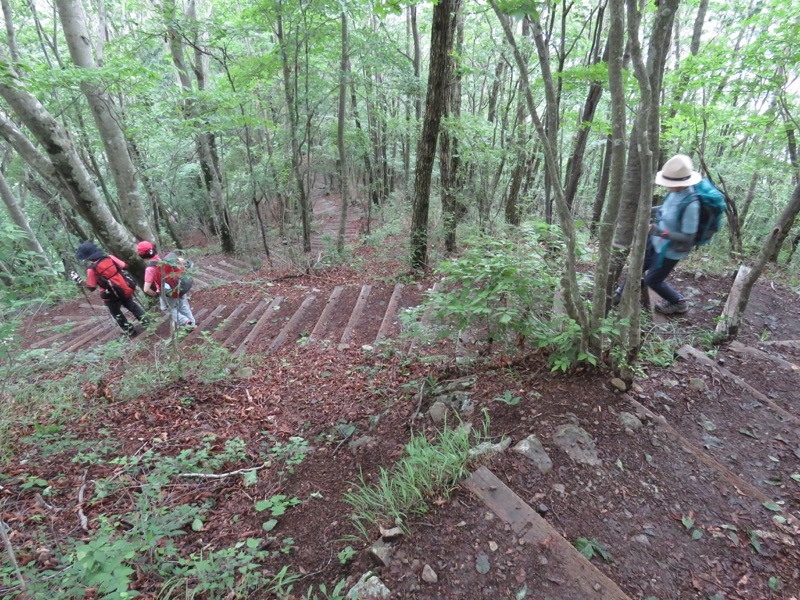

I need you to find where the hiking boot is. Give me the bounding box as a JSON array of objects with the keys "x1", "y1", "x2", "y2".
[{"x1": 654, "y1": 299, "x2": 688, "y2": 315}]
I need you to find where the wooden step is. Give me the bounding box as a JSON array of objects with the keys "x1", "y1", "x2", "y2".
[
  {"x1": 211, "y1": 304, "x2": 248, "y2": 342},
  {"x1": 234, "y1": 296, "x2": 285, "y2": 356},
  {"x1": 375, "y1": 284, "x2": 404, "y2": 344},
  {"x1": 30, "y1": 317, "x2": 103, "y2": 349},
  {"x1": 180, "y1": 306, "x2": 220, "y2": 344},
  {"x1": 309, "y1": 286, "x2": 344, "y2": 342},
  {"x1": 202, "y1": 264, "x2": 236, "y2": 281},
  {"x1": 339, "y1": 285, "x2": 372, "y2": 349},
  {"x1": 222, "y1": 301, "x2": 268, "y2": 348},
  {"x1": 728, "y1": 340, "x2": 800, "y2": 373},
  {"x1": 62, "y1": 320, "x2": 116, "y2": 353},
  {"x1": 217, "y1": 259, "x2": 253, "y2": 273},
  {"x1": 464, "y1": 467, "x2": 632, "y2": 600},
  {"x1": 268, "y1": 295, "x2": 316, "y2": 353}
]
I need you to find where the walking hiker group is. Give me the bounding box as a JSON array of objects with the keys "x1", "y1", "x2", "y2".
[{"x1": 73, "y1": 240, "x2": 195, "y2": 337}]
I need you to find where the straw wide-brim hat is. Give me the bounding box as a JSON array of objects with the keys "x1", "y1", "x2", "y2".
[{"x1": 655, "y1": 154, "x2": 702, "y2": 187}]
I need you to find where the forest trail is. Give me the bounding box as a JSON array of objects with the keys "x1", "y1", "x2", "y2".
[{"x1": 10, "y1": 196, "x2": 800, "y2": 597}]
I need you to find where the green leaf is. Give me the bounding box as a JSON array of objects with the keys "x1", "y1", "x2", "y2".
[
  {"x1": 246, "y1": 538, "x2": 260, "y2": 549},
  {"x1": 762, "y1": 500, "x2": 782, "y2": 512},
  {"x1": 768, "y1": 576, "x2": 781, "y2": 591},
  {"x1": 242, "y1": 469, "x2": 258, "y2": 487},
  {"x1": 255, "y1": 500, "x2": 270, "y2": 512},
  {"x1": 615, "y1": 458, "x2": 624, "y2": 472},
  {"x1": 748, "y1": 530, "x2": 761, "y2": 553},
  {"x1": 790, "y1": 473, "x2": 800, "y2": 483},
  {"x1": 681, "y1": 515, "x2": 694, "y2": 529},
  {"x1": 738, "y1": 427, "x2": 757, "y2": 438},
  {"x1": 691, "y1": 529, "x2": 703, "y2": 540},
  {"x1": 262, "y1": 519, "x2": 278, "y2": 532},
  {"x1": 191, "y1": 518, "x2": 203, "y2": 532}
]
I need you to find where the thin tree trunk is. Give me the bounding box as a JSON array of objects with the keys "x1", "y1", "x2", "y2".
[
  {"x1": 56, "y1": 0, "x2": 154, "y2": 242},
  {"x1": 719, "y1": 181, "x2": 800, "y2": 341},
  {"x1": 410, "y1": 0, "x2": 462, "y2": 270},
  {"x1": 441, "y1": 3, "x2": 464, "y2": 252},
  {"x1": 0, "y1": 169, "x2": 52, "y2": 269},
  {"x1": 336, "y1": 12, "x2": 350, "y2": 254}
]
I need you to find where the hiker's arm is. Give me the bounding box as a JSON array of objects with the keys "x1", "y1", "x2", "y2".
[
  {"x1": 672, "y1": 199, "x2": 700, "y2": 242},
  {"x1": 143, "y1": 280, "x2": 157, "y2": 297}
]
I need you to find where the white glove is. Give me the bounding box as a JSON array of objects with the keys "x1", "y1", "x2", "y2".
[{"x1": 69, "y1": 270, "x2": 82, "y2": 283}]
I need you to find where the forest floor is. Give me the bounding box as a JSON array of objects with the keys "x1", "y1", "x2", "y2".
[{"x1": 3, "y1": 189, "x2": 800, "y2": 599}]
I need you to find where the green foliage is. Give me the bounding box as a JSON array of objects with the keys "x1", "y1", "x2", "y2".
[
  {"x1": 343, "y1": 422, "x2": 483, "y2": 540},
  {"x1": 493, "y1": 390, "x2": 521, "y2": 405},
  {"x1": 571, "y1": 537, "x2": 613, "y2": 563}
]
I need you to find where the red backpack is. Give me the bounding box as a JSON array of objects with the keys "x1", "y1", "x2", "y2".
[
  {"x1": 91, "y1": 257, "x2": 137, "y2": 300},
  {"x1": 152, "y1": 252, "x2": 192, "y2": 298}
]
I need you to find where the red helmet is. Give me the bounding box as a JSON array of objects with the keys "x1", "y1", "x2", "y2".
[{"x1": 137, "y1": 240, "x2": 155, "y2": 257}]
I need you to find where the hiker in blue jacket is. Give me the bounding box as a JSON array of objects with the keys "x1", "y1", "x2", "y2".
[
  {"x1": 614, "y1": 154, "x2": 701, "y2": 315},
  {"x1": 644, "y1": 154, "x2": 701, "y2": 314}
]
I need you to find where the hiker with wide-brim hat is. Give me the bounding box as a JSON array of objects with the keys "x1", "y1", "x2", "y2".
[{"x1": 613, "y1": 154, "x2": 701, "y2": 315}]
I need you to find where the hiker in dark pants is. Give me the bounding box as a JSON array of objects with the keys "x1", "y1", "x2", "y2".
[
  {"x1": 613, "y1": 154, "x2": 700, "y2": 315},
  {"x1": 75, "y1": 242, "x2": 148, "y2": 336}
]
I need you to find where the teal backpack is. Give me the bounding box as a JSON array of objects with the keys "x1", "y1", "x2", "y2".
[{"x1": 678, "y1": 178, "x2": 727, "y2": 247}]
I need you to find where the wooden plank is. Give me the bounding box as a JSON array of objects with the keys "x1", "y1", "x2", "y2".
[
  {"x1": 222, "y1": 301, "x2": 267, "y2": 348},
  {"x1": 463, "y1": 467, "x2": 632, "y2": 600},
  {"x1": 625, "y1": 394, "x2": 800, "y2": 529},
  {"x1": 62, "y1": 320, "x2": 116, "y2": 353},
  {"x1": 375, "y1": 284, "x2": 404, "y2": 343},
  {"x1": 309, "y1": 286, "x2": 343, "y2": 342},
  {"x1": 268, "y1": 295, "x2": 316, "y2": 353},
  {"x1": 30, "y1": 318, "x2": 103, "y2": 349},
  {"x1": 729, "y1": 340, "x2": 800, "y2": 373},
  {"x1": 715, "y1": 265, "x2": 751, "y2": 336},
  {"x1": 179, "y1": 307, "x2": 217, "y2": 344},
  {"x1": 217, "y1": 259, "x2": 252, "y2": 273},
  {"x1": 211, "y1": 304, "x2": 247, "y2": 342},
  {"x1": 758, "y1": 339, "x2": 800, "y2": 349},
  {"x1": 339, "y1": 285, "x2": 372, "y2": 349},
  {"x1": 202, "y1": 263, "x2": 236, "y2": 281},
  {"x1": 677, "y1": 345, "x2": 798, "y2": 425},
  {"x1": 234, "y1": 296, "x2": 284, "y2": 356}
]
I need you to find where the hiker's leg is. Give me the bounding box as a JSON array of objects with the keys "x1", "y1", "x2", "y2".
[
  {"x1": 614, "y1": 242, "x2": 658, "y2": 305},
  {"x1": 164, "y1": 296, "x2": 183, "y2": 326},
  {"x1": 177, "y1": 297, "x2": 195, "y2": 326},
  {"x1": 106, "y1": 299, "x2": 133, "y2": 333},
  {"x1": 643, "y1": 257, "x2": 683, "y2": 304},
  {"x1": 122, "y1": 296, "x2": 148, "y2": 325}
]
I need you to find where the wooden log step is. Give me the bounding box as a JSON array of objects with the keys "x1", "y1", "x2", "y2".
[
  {"x1": 217, "y1": 259, "x2": 253, "y2": 273},
  {"x1": 222, "y1": 301, "x2": 268, "y2": 348},
  {"x1": 234, "y1": 296, "x2": 285, "y2": 356},
  {"x1": 464, "y1": 467, "x2": 632, "y2": 600},
  {"x1": 677, "y1": 345, "x2": 799, "y2": 425},
  {"x1": 30, "y1": 318, "x2": 103, "y2": 349},
  {"x1": 181, "y1": 306, "x2": 224, "y2": 344},
  {"x1": 626, "y1": 395, "x2": 800, "y2": 529},
  {"x1": 211, "y1": 304, "x2": 248, "y2": 342},
  {"x1": 309, "y1": 286, "x2": 343, "y2": 342},
  {"x1": 758, "y1": 339, "x2": 800, "y2": 348},
  {"x1": 268, "y1": 295, "x2": 316, "y2": 353},
  {"x1": 62, "y1": 320, "x2": 116, "y2": 353},
  {"x1": 201, "y1": 263, "x2": 236, "y2": 281},
  {"x1": 375, "y1": 284, "x2": 404, "y2": 344},
  {"x1": 728, "y1": 340, "x2": 800, "y2": 373},
  {"x1": 339, "y1": 285, "x2": 372, "y2": 349},
  {"x1": 219, "y1": 257, "x2": 252, "y2": 271}
]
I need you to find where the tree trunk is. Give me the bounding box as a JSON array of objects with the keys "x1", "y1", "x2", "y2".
[
  {"x1": 0, "y1": 169, "x2": 52, "y2": 269},
  {"x1": 719, "y1": 181, "x2": 800, "y2": 341},
  {"x1": 0, "y1": 67, "x2": 141, "y2": 272},
  {"x1": 608, "y1": 0, "x2": 678, "y2": 298},
  {"x1": 336, "y1": 12, "x2": 350, "y2": 254},
  {"x1": 590, "y1": 135, "x2": 613, "y2": 236},
  {"x1": 410, "y1": 0, "x2": 462, "y2": 270},
  {"x1": 441, "y1": 3, "x2": 464, "y2": 253},
  {"x1": 56, "y1": 0, "x2": 154, "y2": 243}
]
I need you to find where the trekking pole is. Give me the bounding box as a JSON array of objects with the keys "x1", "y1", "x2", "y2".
[{"x1": 70, "y1": 271, "x2": 97, "y2": 313}]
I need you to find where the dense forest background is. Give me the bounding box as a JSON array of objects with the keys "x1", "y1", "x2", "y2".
[{"x1": 1, "y1": 0, "x2": 799, "y2": 356}]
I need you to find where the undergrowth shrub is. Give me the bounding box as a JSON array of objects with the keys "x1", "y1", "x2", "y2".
[{"x1": 343, "y1": 418, "x2": 486, "y2": 541}]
